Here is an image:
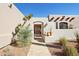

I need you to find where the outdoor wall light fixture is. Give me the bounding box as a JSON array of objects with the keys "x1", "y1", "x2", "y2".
[{"x1": 8, "y1": 4, "x2": 12, "y2": 8}]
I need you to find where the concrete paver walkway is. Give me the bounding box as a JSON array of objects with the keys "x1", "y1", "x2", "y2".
[{"x1": 27, "y1": 40, "x2": 51, "y2": 56}]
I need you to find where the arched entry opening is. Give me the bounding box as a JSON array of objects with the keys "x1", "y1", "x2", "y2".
[{"x1": 33, "y1": 21, "x2": 44, "y2": 42}]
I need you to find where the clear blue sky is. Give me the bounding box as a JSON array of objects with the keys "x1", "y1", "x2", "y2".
[{"x1": 14, "y1": 3, "x2": 79, "y2": 17}]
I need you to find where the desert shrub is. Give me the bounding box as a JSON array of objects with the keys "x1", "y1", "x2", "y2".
[
  {"x1": 63, "y1": 46, "x2": 70, "y2": 56},
  {"x1": 69, "y1": 47, "x2": 78, "y2": 56},
  {"x1": 75, "y1": 32, "x2": 79, "y2": 44},
  {"x1": 2, "y1": 48, "x2": 13, "y2": 56},
  {"x1": 59, "y1": 37, "x2": 68, "y2": 47},
  {"x1": 16, "y1": 24, "x2": 32, "y2": 47},
  {"x1": 63, "y1": 46, "x2": 78, "y2": 56}
]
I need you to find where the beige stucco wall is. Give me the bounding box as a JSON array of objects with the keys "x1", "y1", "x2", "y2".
[{"x1": 0, "y1": 3, "x2": 24, "y2": 48}]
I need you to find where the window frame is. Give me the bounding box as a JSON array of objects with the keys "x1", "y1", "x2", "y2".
[{"x1": 56, "y1": 22, "x2": 69, "y2": 29}]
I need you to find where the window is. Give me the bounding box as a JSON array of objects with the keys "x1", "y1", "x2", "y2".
[{"x1": 59, "y1": 22, "x2": 68, "y2": 29}]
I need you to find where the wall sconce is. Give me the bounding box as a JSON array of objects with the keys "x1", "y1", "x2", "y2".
[
  {"x1": 47, "y1": 32, "x2": 52, "y2": 36},
  {"x1": 8, "y1": 4, "x2": 12, "y2": 8}
]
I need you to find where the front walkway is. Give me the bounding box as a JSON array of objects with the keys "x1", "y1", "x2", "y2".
[{"x1": 27, "y1": 40, "x2": 51, "y2": 56}]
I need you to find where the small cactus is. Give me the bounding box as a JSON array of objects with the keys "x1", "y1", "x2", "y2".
[{"x1": 59, "y1": 37, "x2": 68, "y2": 47}]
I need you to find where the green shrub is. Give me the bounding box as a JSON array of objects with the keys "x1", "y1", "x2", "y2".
[
  {"x1": 59, "y1": 37, "x2": 68, "y2": 47},
  {"x1": 63, "y1": 46, "x2": 78, "y2": 56},
  {"x1": 17, "y1": 24, "x2": 32, "y2": 47},
  {"x1": 75, "y1": 32, "x2": 79, "y2": 44},
  {"x1": 16, "y1": 39, "x2": 32, "y2": 47}
]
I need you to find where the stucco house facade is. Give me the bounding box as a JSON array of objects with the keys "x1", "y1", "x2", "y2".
[
  {"x1": 29, "y1": 15, "x2": 79, "y2": 43},
  {"x1": 0, "y1": 3, "x2": 79, "y2": 48}
]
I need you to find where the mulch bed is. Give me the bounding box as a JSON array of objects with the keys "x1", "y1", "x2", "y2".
[
  {"x1": 46, "y1": 40, "x2": 78, "y2": 56},
  {"x1": 0, "y1": 44, "x2": 31, "y2": 56},
  {"x1": 0, "y1": 40, "x2": 78, "y2": 56}
]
